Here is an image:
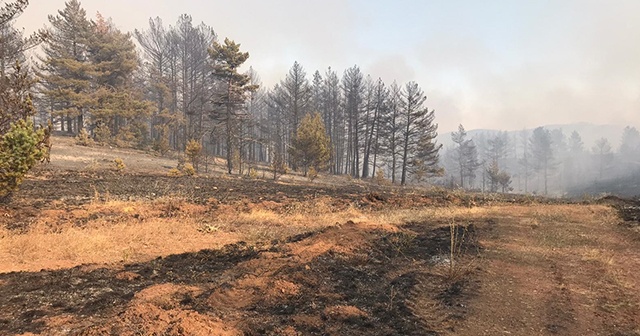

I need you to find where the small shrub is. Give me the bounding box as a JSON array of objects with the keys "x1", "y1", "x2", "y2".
[
  {"x1": 167, "y1": 168, "x2": 182, "y2": 177},
  {"x1": 0, "y1": 119, "x2": 46, "y2": 197},
  {"x1": 177, "y1": 155, "x2": 187, "y2": 170},
  {"x1": 249, "y1": 167, "x2": 258, "y2": 179},
  {"x1": 375, "y1": 170, "x2": 389, "y2": 185},
  {"x1": 185, "y1": 139, "x2": 202, "y2": 171},
  {"x1": 182, "y1": 163, "x2": 196, "y2": 176},
  {"x1": 308, "y1": 167, "x2": 318, "y2": 181},
  {"x1": 153, "y1": 136, "x2": 170, "y2": 155},
  {"x1": 75, "y1": 128, "x2": 94, "y2": 147},
  {"x1": 94, "y1": 123, "x2": 111, "y2": 144},
  {"x1": 113, "y1": 158, "x2": 125, "y2": 172}
]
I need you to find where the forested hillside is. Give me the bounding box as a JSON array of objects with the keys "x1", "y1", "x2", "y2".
[{"x1": 0, "y1": 0, "x2": 440, "y2": 185}]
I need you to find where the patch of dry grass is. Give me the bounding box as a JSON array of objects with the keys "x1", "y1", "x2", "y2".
[
  {"x1": 0, "y1": 199, "x2": 625, "y2": 277},
  {"x1": 0, "y1": 194, "x2": 486, "y2": 273},
  {"x1": 0, "y1": 198, "x2": 239, "y2": 273},
  {"x1": 0, "y1": 216, "x2": 239, "y2": 273}
]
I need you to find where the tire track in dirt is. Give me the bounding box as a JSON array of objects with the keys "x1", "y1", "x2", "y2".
[
  {"x1": 544, "y1": 260, "x2": 575, "y2": 335},
  {"x1": 454, "y1": 205, "x2": 640, "y2": 336}
]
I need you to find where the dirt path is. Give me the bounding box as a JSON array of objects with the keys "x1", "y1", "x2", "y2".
[{"x1": 455, "y1": 205, "x2": 640, "y2": 336}]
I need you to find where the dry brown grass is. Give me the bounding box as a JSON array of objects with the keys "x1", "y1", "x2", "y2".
[
  {"x1": 0, "y1": 200, "x2": 625, "y2": 277},
  {"x1": 0, "y1": 215, "x2": 239, "y2": 273},
  {"x1": 0, "y1": 192, "x2": 492, "y2": 274}
]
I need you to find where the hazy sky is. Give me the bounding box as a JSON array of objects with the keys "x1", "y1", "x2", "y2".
[{"x1": 15, "y1": 0, "x2": 640, "y2": 132}]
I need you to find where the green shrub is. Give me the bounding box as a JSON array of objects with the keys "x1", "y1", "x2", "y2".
[{"x1": 0, "y1": 119, "x2": 46, "y2": 197}]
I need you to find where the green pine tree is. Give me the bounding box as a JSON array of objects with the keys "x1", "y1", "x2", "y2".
[
  {"x1": 39, "y1": 0, "x2": 93, "y2": 134},
  {"x1": 289, "y1": 112, "x2": 331, "y2": 176},
  {"x1": 0, "y1": 62, "x2": 48, "y2": 198},
  {"x1": 88, "y1": 13, "x2": 151, "y2": 147},
  {"x1": 209, "y1": 38, "x2": 258, "y2": 174}
]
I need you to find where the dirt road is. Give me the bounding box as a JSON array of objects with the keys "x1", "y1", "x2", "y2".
[{"x1": 455, "y1": 205, "x2": 640, "y2": 336}]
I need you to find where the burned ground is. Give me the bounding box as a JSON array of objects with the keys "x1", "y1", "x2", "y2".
[{"x1": 0, "y1": 221, "x2": 481, "y2": 335}]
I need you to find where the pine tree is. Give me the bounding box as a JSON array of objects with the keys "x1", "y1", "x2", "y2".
[
  {"x1": 486, "y1": 132, "x2": 509, "y2": 169},
  {"x1": 451, "y1": 124, "x2": 480, "y2": 188},
  {"x1": 280, "y1": 61, "x2": 312, "y2": 132},
  {"x1": 517, "y1": 129, "x2": 531, "y2": 193},
  {"x1": 88, "y1": 14, "x2": 151, "y2": 147},
  {"x1": 0, "y1": 0, "x2": 44, "y2": 77},
  {"x1": 134, "y1": 17, "x2": 170, "y2": 143},
  {"x1": 529, "y1": 127, "x2": 554, "y2": 195},
  {"x1": 486, "y1": 160, "x2": 512, "y2": 193},
  {"x1": 0, "y1": 1, "x2": 48, "y2": 198},
  {"x1": 381, "y1": 82, "x2": 402, "y2": 184},
  {"x1": 362, "y1": 78, "x2": 387, "y2": 179},
  {"x1": 209, "y1": 38, "x2": 258, "y2": 174},
  {"x1": 342, "y1": 65, "x2": 365, "y2": 178},
  {"x1": 400, "y1": 81, "x2": 441, "y2": 185},
  {"x1": 39, "y1": 0, "x2": 94, "y2": 134},
  {"x1": 322, "y1": 67, "x2": 343, "y2": 174},
  {"x1": 311, "y1": 70, "x2": 323, "y2": 113},
  {"x1": 0, "y1": 0, "x2": 27, "y2": 76},
  {"x1": 0, "y1": 61, "x2": 48, "y2": 198},
  {"x1": 270, "y1": 62, "x2": 312, "y2": 170},
  {"x1": 564, "y1": 130, "x2": 585, "y2": 189},
  {"x1": 411, "y1": 105, "x2": 442, "y2": 182},
  {"x1": 592, "y1": 137, "x2": 613, "y2": 179},
  {"x1": 619, "y1": 126, "x2": 640, "y2": 161},
  {"x1": 568, "y1": 131, "x2": 584, "y2": 154},
  {"x1": 289, "y1": 112, "x2": 331, "y2": 176}
]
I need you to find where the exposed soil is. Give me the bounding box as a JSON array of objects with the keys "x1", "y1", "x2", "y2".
[
  {"x1": 0, "y1": 221, "x2": 481, "y2": 335},
  {"x1": 454, "y1": 205, "x2": 640, "y2": 336}
]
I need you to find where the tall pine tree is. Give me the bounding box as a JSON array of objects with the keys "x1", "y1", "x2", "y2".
[
  {"x1": 209, "y1": 38, "x2": 258, "y2": 174},
  {"x1": 39, "y1": 0, "x2": 93, "y2": 134}
]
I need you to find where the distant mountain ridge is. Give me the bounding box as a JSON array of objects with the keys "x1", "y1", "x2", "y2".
[{"x1": 437, "y1": 123, "x2": 629, "y2": 150}]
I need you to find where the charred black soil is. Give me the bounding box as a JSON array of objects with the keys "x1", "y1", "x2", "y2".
[{"x1": 0, "y1": 222, "x2": 481, "y2": 335}]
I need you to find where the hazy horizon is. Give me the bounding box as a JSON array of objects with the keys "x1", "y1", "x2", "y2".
[{"x1": 16, "y1": 0, "x2": 640, "y2": 133}]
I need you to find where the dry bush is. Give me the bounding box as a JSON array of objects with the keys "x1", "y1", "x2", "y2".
[
  {"x1": 75, "y1": 129, "x2": 94, "y2": 147},
  {"x1": 182, "y1": 163, "x2": 196, "y2": 176},
  {"x1": 248, "y1": 167, "x2": 258, "y2": 179},
  {"x1": 185, "y1": 139, "x2": 202, "y2": 171},
  {"x1": 113, "y1": 158, "x2": 126, "y2": 172},
  {"x1": 167, "y1": 168, "x2": 182, "y2": 177},
  {"x1": 94, "y1": 123, "x2": 111, "y2": 145},
  {"x1": 307, "y1": 167, "x2": 318, "y2": 181},
  {"x1": 374, "y1": 170, "x2": 390, "y2": 186},
  {"x1": 0, "y1": 199, "x2": 237, "y2": 272}
]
